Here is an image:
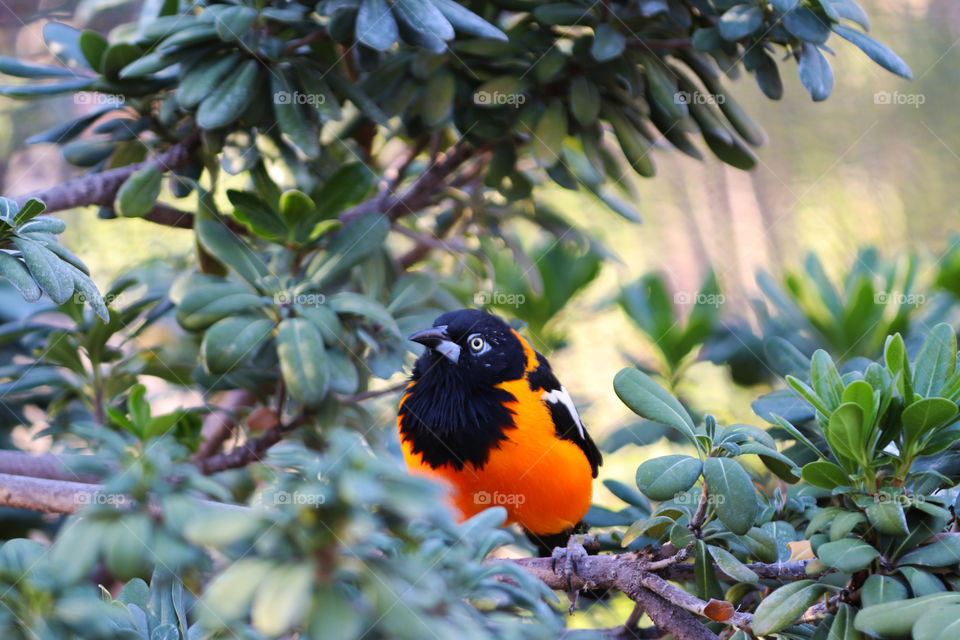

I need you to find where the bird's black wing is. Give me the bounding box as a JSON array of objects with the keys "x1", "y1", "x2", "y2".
[{"x1": 526, "y1": 352, "x2": 602, "y2": 477}]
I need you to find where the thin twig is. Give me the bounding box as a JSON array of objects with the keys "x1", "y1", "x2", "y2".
[{"x1": 199, "y1": 411, "x2": 312, "y2": 474}]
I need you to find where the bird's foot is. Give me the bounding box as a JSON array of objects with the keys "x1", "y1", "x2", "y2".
[{"x1": 551, "y1": 533, "x2": 597, "y2": 613}]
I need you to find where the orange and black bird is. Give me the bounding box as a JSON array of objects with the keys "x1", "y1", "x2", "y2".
[{"x1": 397, "y1": 309, "x2": 602, "y2": 555}]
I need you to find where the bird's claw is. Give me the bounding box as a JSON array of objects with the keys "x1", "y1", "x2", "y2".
[{"x1": 551, "y1": 533, "x2": 596, "y2": 613}]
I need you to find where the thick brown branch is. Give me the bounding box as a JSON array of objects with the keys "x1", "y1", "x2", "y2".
[
  {"x1": 0, "y1": 472, "x2": 244, "y2": 514},
  {"x1": 13, "y1": 133, "x2": 199, "y2": 215},
  {"x1": 0, "y1": 472, "x2": 104, "y2": 513},
  {"x1": 0, "y1": 450, "x2": 104, "y2": 483},
  {"x1": 198, "y1": 411, "x2": 311, "y2": 475}
]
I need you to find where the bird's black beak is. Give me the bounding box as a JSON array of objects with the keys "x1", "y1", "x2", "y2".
[{"x1": 409, "y1": 325, "x2": 461, "y2": 364}]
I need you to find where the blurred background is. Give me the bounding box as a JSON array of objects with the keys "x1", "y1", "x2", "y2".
[{"x1": 1, "y1": 0, "x2": 957, "y2": 545}]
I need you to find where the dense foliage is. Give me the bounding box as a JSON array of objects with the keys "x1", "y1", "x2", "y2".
[{"x1": 0, "y1": 1, "x2": 949, "y2": 639}]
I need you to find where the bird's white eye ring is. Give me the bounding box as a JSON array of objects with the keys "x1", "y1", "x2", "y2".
[{"x1": 469, "y1": 336, "x2": 485, "y2": 352}]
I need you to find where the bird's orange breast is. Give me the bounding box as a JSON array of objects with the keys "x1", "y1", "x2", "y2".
[{"x1": 398, "y1": 377, "x2": 594, "y2": 535}]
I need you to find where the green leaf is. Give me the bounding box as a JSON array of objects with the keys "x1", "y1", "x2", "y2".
[
  {"x1": 753, "y1": 580, "x2": 830, "y2": 636},
  {"x1": 196, "y1": 59, "x2": 260, "y2": 129},
  {"x1": 201, "y1": 316, "x2": 273, "y2": 374},
  {"x1": 356, "y1": 0, "x2": 399, "y2": 50},
  {"x1": 422, "y1": 71, "x2": 455, "y2": 128},
  {"x1": 227, "y1": 190, "x2": 286, "y2": 240},
  {"x1": 913, "y1": 323, "x2": 956, "y2": 398},
  {"x1": 569, "y1": 76, "x2": 600, "y2": 126},
  {"x1": 531, "y1": 99, "x2": 567, "y2": 168},
  {"x1": 604, "y1": 103, "x2": 655, "y2": 177},
  {"x1": 635, "y1": 455, "x2": 702, "y2": 501},
  {"x1": 78, "y1": 30, "x2": 108, "y2": 72},
  {"x1": 817, "y1": 538, "x2": 879, "y2": 572},
  {"x1": 101, "y1": 43, "x2": 141, "y2": 81},
  {"x1": 695, "y1": 539, "x2": 724, "y2": 600},
  {"x1": 306, "y1": 213, "x2": 389, "y2": 285},
  {"x1": 899, "y1": 567, "x2": 946, "y2": 597},
  {"x1": 613, "y1": 368, "x2": 697, "y2": 449},
  {"x1": 13, "y1": 236, "x2": 72, "y2": 304},
  {"x1": 703, "y1": 457, "x2": 758, "y2": 535},
  {"x1": 43, "y1": 22, "x2": 87, "y2": 69},
  {"x1": 783, "y1": 7, "x2": 831, "y2": 43},
  {"x1": 0, "y1": 252, "x2": 41, "y2": 302},
  {"x1": 591, "y1": 24, "x2": 625, "y2": 61},
  {"x1": 327, "y1": 292, "x2": 401, "y2": 337},
  {"x1": 707, "y1": 544, "x2": 758, "y2": 583},
  {"x1": 826, "y1": 402, "x2": 864, "y2": 462},
  {"x1": 811, "y1": 349, "x2": 844, "y2": 409},
  {"x1": 719, "y1": 5, "x2": 764, "y2": 40},
  {"x1": 801, "y1": 460, "x2": 848, "y2": 490},
  {"x1": 196, "y1": 219, "x2": 269, "y2": 287},
  {"x1": 392, "y1": 0, "x2": 454, "y2": 52},
  {"x1": 855, "y1": 593, "x2": 960, "y2": 638},
  {"x1": 271, "y1": 69, "x2": 320, "y2": 159},
  {"x1": 212, "y1": 6, "x2": 257, "y2": 40},
  {"x1": 178, "y1": 53, "x2": 242, "y2": 109},
  {"x1": 114, "y1": 165, "x2": 162, "y2": 218},
  {"x1": 250, "y1": 563, "x2": 314, "y2": 637},
  {"x1": 903, "y1": 397, "x2": 959, "y2": 449},
  {"x1": 0, "y1": 77, "x2": 94, "y2": 98},
  {"x1": 798, "y1": 43, "x2": 833, "y2": 101},
  {"x1": 898, "y1": 535, "x2": 960, "y2": 568},
  {"x1": 832, "y1": 24, "x2": 912, "y2": 79},
  {"x1": 177, "y1": 283, "x2": 265, "y2": 331},
  {"x1": 430, "y1": 0, "x2": 506, "y2": 40},
  {"x1": 912, "y1": 605, "x2": 960, "y2": 640},
  {"x1": 0, "y1": 57, "x2": 80, "y2": 78},
  {"x1": 860, "y1": 574, "x2": 908, "y2": 608},
  {"x1": 201, "y1": 559, "x2": 273, "y2": 625},
  {"x1": 277, "y1": 318, "x2": 329, "y2": 405}
]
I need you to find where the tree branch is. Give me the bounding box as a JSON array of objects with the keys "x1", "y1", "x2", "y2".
[
  {"x1": 12, "y1": 133, "x2": 199, "y2": 215},
  {"x1": 339, "y1": 142, "x2": 477, "y2": 224},
  {"x1": 0, "y1": 450, "x2": 105, "y2": 483},
  {"x1": 198, "y1": 411, "x2": 312, "y2": 475}
]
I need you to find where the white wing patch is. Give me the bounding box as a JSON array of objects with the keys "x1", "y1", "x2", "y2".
[{"x1": 542, "y1": 386, "x2": 586, "y2": 440}]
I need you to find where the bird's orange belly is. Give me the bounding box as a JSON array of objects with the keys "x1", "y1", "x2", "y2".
[{"x1": 399, "y1": 379, "x2": 594, "y2": 535}]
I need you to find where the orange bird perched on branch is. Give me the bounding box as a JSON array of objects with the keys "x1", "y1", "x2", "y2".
[{"x1": 397, "y1": 309, "x2": 602, "y2": 555}]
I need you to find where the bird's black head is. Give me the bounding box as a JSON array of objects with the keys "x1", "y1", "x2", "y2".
[{"x1": 409, "y1": 309, "x2": 526, "y2": 385}]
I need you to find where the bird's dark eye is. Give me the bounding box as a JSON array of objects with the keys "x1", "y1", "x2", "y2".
[{"x1": 469, "y1": 336, "x2": 485, "y2": 352}]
